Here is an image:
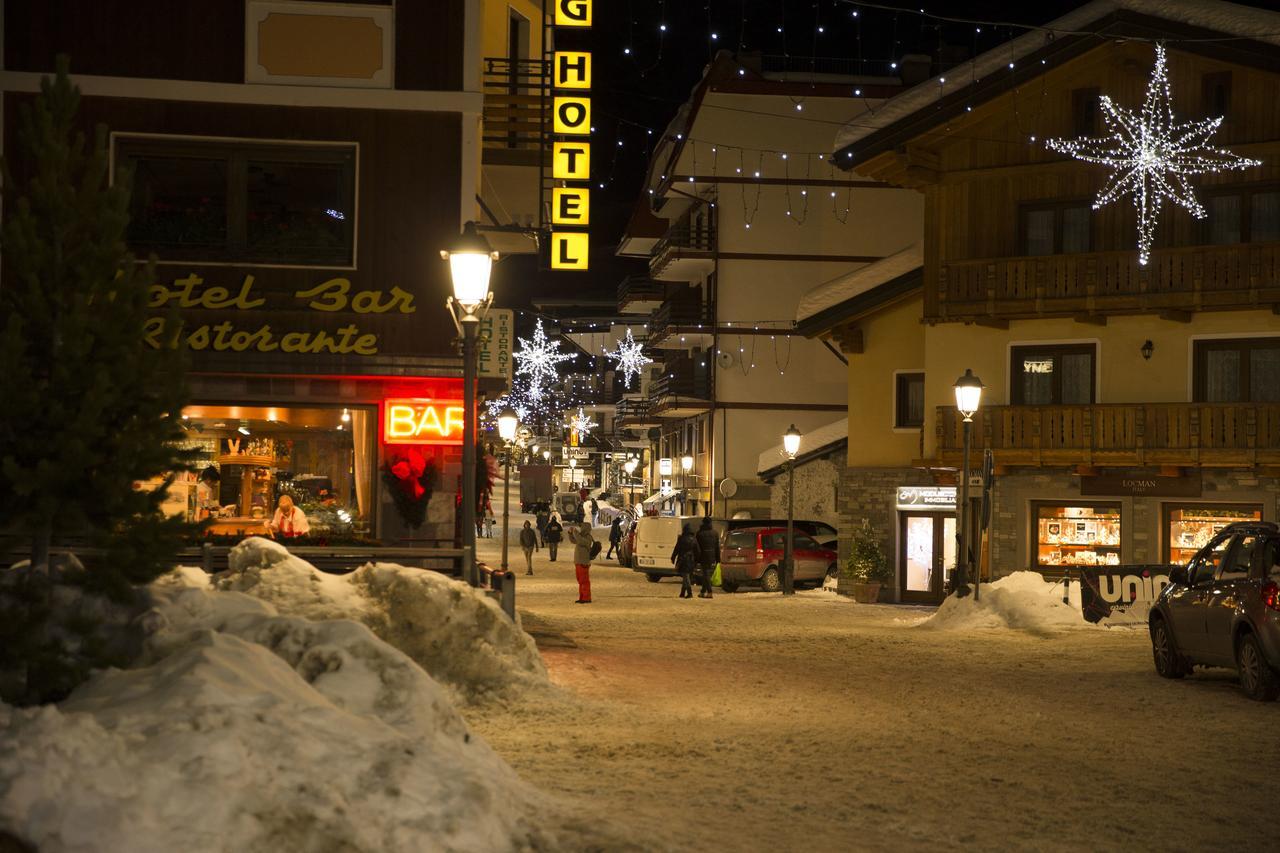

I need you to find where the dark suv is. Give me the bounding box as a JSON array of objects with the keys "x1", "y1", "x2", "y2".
[{"x1": 1149, "y1": 521, "x2": 1280, "y2": 700}]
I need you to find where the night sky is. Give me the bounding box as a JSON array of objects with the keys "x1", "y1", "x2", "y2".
[{"x1": 493, "y1": 0, "x2": 1278, "y2": 311}]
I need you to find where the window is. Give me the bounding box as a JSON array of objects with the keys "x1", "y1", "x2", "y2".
[
  {"x1": 1221, "y1": 535, "x2": 1259, "y2": 581},
  {"x1": 1202, "y1": 186, "x2": 1279, "y2": 245},
  {"x1": 1202, "y1": 71, "x2": 1232, "y2": 119},
  {"x1": 116, "y1": 135, "x2": 356, "y2": 267},
  {"x1": 1193, "y1": 338, "x2": 1280, "y2": 403},
  {"x1": 725, "y1": 531, "x2": 757, "y2": 549},
  {"x1": 1189, "y1": 536, "x2": 1233, "y2": 587},
  {"x1": 1165, "y1": 504, "x2": 1263, "y2": 566},
  {"x1": 792, "y1": 534, "x2": 819, "y2": 551},
  {"x1": 1019, "y1": 201, "x2": 1092, "y2": 255},
  {"x1": 1011, "y1": 344, "x2": 1095, "y2": 405},
  {"x1": 1033, "y1": 503, "x2": 1121, "y2": 568},
  {"x1": 1071, "y1": 87, "x2": 1100, "y2": 137},
  {"x1": 895, "y1": 372, "x2": 925, "y2": 428}
]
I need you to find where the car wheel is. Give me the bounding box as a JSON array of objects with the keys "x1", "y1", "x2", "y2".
[
  {"x1": 645, "y1": 573, "x2": 663, "y2": 583},
  {"x1": 1150, "y1": 617, "x2": 1187, "y2": 680},
  {"x1": 721, "y1": 581, "x2": 739, "y2": 593},
  {"x1": 1236, "y1": 633, "x2": 1280, "y2": 701},
  {"x1": 759, "y1": 567, "x2": 781, "y2": 593}
]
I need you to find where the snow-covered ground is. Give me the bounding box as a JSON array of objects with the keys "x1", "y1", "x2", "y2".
[{"x1": 470, "y1": 513, "x2": 1280, "y2": 852}]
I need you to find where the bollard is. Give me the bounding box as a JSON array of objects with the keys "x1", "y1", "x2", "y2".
[
  {"x1": 500, "y1": 571, "x2": 516, "y2": 621},
  {"x1": 202, "y1": 542, "x2": 213, "y2": 574}
]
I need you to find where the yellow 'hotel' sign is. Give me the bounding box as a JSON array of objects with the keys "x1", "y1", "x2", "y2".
[{"x1": 550, "y1": 0, "x2": 591, "y2": 270}]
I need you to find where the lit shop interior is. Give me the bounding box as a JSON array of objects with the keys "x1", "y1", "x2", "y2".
[
  {"x1": 1033, "y1": 501, "x2": 1264, "y2": 569},
  {"x1": 164, "y1": 405, "x2": 375, "y2": 540}
]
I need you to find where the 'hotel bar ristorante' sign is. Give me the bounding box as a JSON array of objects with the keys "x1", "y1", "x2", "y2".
[
  {"x1": 143, "y1": 273, "x2": 415, "y2": 355},
  {"x1": 550, "y1": 0, "x2": 591, "y2": 270}
]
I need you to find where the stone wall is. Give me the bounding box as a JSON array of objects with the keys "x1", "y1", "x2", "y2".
[
  {"x1": 769, "y1": 456, "x2": 841, "y2": 526},
  {"x1": 837, "y1": 466, "x2": 933, "y2": 569}
]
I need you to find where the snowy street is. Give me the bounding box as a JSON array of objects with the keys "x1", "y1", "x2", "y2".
[{"x1": 472, "y1": 518, "x2": 1279, "y2": 852}]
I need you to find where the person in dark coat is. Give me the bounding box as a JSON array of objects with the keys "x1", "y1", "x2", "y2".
[
  {"x1": 695, "y1": 516, "x2": 720, "y2": 598},
  {"x1": 544, "y1": 512, "x2": 563, "y2": 562},
  {"x1": 606, "y1": 516, "x2": 623, "y2": 559},
  {"x1": 590, "y1": 497, "x2": 600, "y2": 526},
  {"x1": 519, "y1": 519, "x2": 539, "y2": 575},
  {"x1": 670, "y1": 524, "x2": 701, "y2": 599},
  {"x1": 535, "y1": 505, "x2": 550, "y2": 547}
]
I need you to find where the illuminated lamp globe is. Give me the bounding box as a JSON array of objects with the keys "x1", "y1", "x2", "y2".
[
  {"x1": 542, "y1": 449, "x2": 551, "y2": 461},
  {"x1": 497, "y1": 407, "x2": 519, "y2": 442},
  {"x1": 953, "y1": 369, "x2": 985, "y2": 421},
  {"x1": 440, "y1": 221, "x2": 498, "y2": 313},
  {"x1": 681, "y1": 455, "x2": 693, "y2": 473},
  {"x1": 624, "y1": 459, "x2": 637, "y2": 475},
  {"x1": 782, "y1": 424, "x2": 802, "y2": 459},
  {"x1": 569, "y1": 457, "x2": 578, "y2": 470}
]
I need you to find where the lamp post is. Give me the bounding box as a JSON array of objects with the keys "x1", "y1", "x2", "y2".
[
  {"x1": 497, "y1": 407, "x2": 519, "y2": 574},
  {"x1": 680, "y1": 454, "x2": 693, "y2": 515},
  {"x1": 953, "y1": 369, "x2": 985, "y2": 599},
  {"x1": 568, "y1": 456, "x2": 577, "y2": 492},
  {"x1": 442, "y1": 222, "x2": 497, "y2": 588},
  {"x1": 782, "y1": 424, "x2": 802, "y2": 596}
]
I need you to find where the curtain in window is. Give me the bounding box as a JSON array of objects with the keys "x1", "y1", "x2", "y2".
[
  {"x1": 1060, "y1": 353, "x2": 1093, "y2": 404},
  {"x1": 1204, "y1": 349, "x2": 1241, "y2": 402},
  {"x1": 1061, "y1": 207, "x2": 1091, "y2": 253},
  {"x1": 1252, "y1": 192, "x2": 1280, "y2": 243},
  {"x1": 1020, "y1": 359, "x2": 1054, "y2": 405},
  {"x1": 1209, "y1": 195, "x2": 1242, "y2": 245},
  {"x1": 351, "y1": 409, "x2": 372, "y2": 520},
  {"x1": 1251, "y1": 347, "x2": 1280, "y2": 402},
  {"x1": 1023, "y1": 210, "x2": 1055, "y2": 255}
]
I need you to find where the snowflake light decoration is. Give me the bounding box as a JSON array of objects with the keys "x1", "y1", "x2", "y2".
[
  {"x1": 603, "y1": 328, "x2": 651, "y2": 389},
  {"x1": 567, "y1": 407, "x2": 597, "y2": 441},
  {"x1": 1045, "y1": 43, "x2": 1261, "y2": 266},
  {"x1": 514, "y1": 319, "x2": 576, "y2": 401}
]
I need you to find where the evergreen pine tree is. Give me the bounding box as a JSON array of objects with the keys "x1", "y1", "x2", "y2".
[{"x1": 0, "y1": 57, "x2": 196, "y2": 590}]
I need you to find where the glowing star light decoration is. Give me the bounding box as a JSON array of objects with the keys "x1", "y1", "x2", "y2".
[
  {"x1": 1045, "y1": 44, "x2": 1261, "y2": 266},
  {"x1": 514, "y1": 318, "x2": 576, "y2": 401},
  {"x1": 603, "y1": 328, "x2": 651, "y2": 389},
  {"x1": 567, "y1": 407, "x2": 597, "y2": 441}
]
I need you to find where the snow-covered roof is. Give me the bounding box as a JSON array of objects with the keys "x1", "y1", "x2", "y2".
[
  {"x1": 757, "y1": 418, "x2": 848, "y2": 477},
  {"x1": 795, "y1": 242, "x2": 923, "y2": 324},
  {"x1": 834, "y1": 0, "x2": 1280, "y2": 154}
]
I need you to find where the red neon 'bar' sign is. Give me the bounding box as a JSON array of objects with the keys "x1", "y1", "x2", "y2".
[{"x1": 382, "y1": 398, "x2": 466, "y2": 445}]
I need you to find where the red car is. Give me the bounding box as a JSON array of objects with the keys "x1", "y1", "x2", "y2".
[{"x1": 719, "y1": 526, "x2": 838, "y2": 593}]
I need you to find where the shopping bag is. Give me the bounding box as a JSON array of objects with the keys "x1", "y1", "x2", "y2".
[{"x1": 711, "y1": 562, "x2": 722, "y2": 587}]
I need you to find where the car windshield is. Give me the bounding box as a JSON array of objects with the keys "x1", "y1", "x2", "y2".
[{"x1": 725, "y1": 531, "x2": 757, "y2": 549}]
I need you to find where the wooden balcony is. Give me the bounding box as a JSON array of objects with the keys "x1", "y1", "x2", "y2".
[
  {"x1": 651, "y1": 225, "x2": 715, "y2": 282},
  {"x1": 935, "y1": 403, "x2": 1280, "y2": 469},
  {"x1": 481, "y1": 57, "x2": 549, "y2": 165},
  {"x1": 932, "y1": 242, "x2": 1280, "y2": 322}
]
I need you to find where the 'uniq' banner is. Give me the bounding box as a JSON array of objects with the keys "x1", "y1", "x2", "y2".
[{"x1": 1076, "y1": 566, "x2": 1175, "y2": 624}]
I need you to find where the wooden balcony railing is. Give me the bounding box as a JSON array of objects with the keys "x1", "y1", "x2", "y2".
[
  {"x1": 648, "y1": 298, "x2": 714, "y2": 345},
  {"x1": 932, "y1": 241, "x2": 1280, "y2": 322},
  {"x1": 935, "y1": 403, "x2": 1280, "y2": 468},
  {"x1": 615, "y1": 398, "x2": 652, "y2": 424},
  {"x1": 481, "y1": 57, "x2": 549, "y2": 153},
  {"x1": 617, "y1": 276, "x2": 666, "y2": 312},
  {"x1": 651, "y1": 357, "x2": 712, "y2": 402}
]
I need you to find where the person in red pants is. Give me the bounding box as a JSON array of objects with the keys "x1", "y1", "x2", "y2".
[{"x1": 567, "y1": 520, "x2": 596, "y2": 604}]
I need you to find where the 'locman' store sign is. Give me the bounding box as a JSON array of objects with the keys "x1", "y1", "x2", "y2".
[{"x1": 142, "y1": 273, "x2": 415, "y2": 355}]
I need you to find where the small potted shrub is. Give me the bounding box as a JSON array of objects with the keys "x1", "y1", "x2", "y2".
[{"x1": 841, "y1": 524, "x2": 891, "y2": 603}]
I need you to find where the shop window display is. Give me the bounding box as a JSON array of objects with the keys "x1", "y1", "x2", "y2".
[
  {"x1": 174, "y1": 405, "x2": 374, "y2": 543},
  {"x1": 1034, "y1": 503, "x2": 1121, "y2": 568},
  {"x1": 1165, "y1": 504, "x2": 1263, "y2": 566}
]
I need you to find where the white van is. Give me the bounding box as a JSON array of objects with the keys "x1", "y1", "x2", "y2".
[{"x1": 630, "y1": 516, "x2": 725, "y2": 582}]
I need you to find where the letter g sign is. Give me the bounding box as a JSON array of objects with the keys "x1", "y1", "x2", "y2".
[{"x1": 556, "y1": 0, "x2": 591, "y2": 26}]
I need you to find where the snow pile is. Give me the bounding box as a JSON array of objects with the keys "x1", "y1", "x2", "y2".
[
  {"x1": 921, "y1": 572, "x2": 1089, "y2": 633},
  {"x1": 216, "y1": 537, "x2": 371, "y2": 621},
  {"x1": 214, "y1": 538, "x2": 549, "y2": 702},
  {"x1": 0, "y1": 589, "x2": 553, "y2": 852},
  {"x1": 352, "y1": 564, "x2": 548, "y2": 704}
]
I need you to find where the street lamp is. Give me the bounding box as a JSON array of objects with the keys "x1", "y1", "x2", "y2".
[
  {"x1": 953, "y1": 369, "x2": 985, "y2": 600},
  {"x1": 782, "y1": 424, "x2": 802, "y2": 596},
  {"x1": 497, "y1": 407, "x2": 519, "y2": 575},
  {"x1": 442, "y1": 221, "x2": 498, "y2": 588},
  {"x1": 568, "y1": 456, "x2": 577, "y2": 492},
  {"x1": 680, "y1": 454, "x2": 693, "y2": 515},
  {"x1": 624, "y1": 458, "x2": 638, "y2": 512}
]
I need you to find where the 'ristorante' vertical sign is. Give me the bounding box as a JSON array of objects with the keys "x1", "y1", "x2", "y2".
[{"x1": 550, "y1": 0, "x2": 591, "y2": 270}]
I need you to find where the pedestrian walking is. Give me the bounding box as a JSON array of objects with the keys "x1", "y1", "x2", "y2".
[
  {"x1": 590, "y1": 497, "x2": 600, "y2": 526},
  {"x1": 544, "y1": 512, "x2": 563, "y2": 562},
  {"x1": 535, "y1": 505, "x2": 549, "y2": 547},
  {"x1": 484, "y1": 510, "x2": 495, "y2": 539},
  {"x1": 519, "y1": 519, "x2": 539, "y2": 575},
  {"x1": 567, "y1": 520, "x2": 596, "y2": 604},
  {"x1": 695, "y1": 516, "x2": 720, "y2": 599},
  {"x1": 606, "y1": 515, "x2": 622, "y2": 559},
  {"x1": 670, "y1": 524, "x2": 701, "y2": 599}
]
